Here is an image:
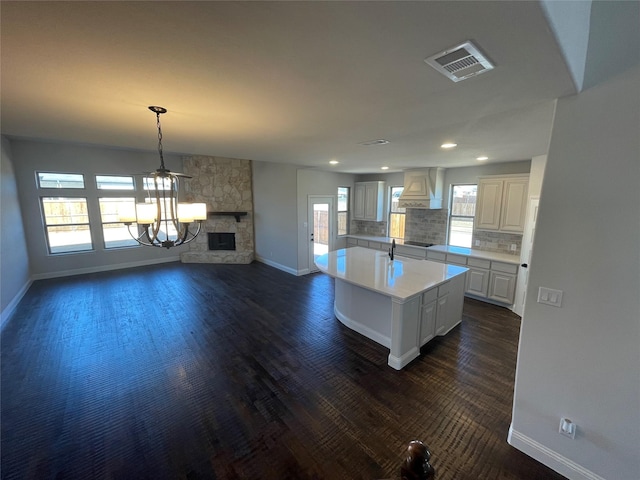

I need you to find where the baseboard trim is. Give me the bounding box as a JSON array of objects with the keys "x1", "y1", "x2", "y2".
[
  {"x1": 254, "y1": 256, "x2": 299, "y2": 276},
  {"x1": 30, "y1": 256, "x2": 182, "y2": 280},
  {"x1": 0, "y1": 278, "x2": 33, "y2": 331},
  {"x1": 508, "y1": 426, "x2": 605, "y2": 480}
]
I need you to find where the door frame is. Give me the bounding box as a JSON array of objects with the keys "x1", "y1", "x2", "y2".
[
  {"x1": 513, "y1": 196, "x2": 540, "y2": 317},
  {"x1": 307, "y1": 195, "x2": 335, "y2": 273}
]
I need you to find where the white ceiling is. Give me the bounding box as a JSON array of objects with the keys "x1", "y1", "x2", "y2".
[{"x1": 1, "y1": 1, "x2": 577, "y2": 173}]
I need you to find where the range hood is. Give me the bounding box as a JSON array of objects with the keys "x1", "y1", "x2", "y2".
[{"x1": 397, "y1": 168, "x2": 445, "y2": 209}]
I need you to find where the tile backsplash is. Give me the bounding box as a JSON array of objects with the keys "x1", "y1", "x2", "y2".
[
  {"x1": 404, "y1": 208, "x2": 448, "y2": 245},
  {"x1": 471, "y1": 231, "x2": 522, "y2": 255},
  {"x1": 352, "y1": 207, "x2": 521, "y2": 255}
]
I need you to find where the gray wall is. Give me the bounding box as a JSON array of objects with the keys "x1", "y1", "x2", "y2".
[
  {"x1": 9, "y1": 139, "x2": 187, "y2": 278},
  {"x1": 0, "y1": 137, "x2": 30, "y2": 324},
  {"x1": 510, "y1": 66, "x2": 640, "y2": 479},
  {"x1": 252, "y1": 160, "x2": 299, "y2": 274}
]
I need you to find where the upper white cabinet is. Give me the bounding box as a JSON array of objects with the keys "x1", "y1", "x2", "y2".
[
  {"x1": 476, "y1": 175, "x2": 529, "y2": 233},
  {"x1": 354, "y1": 181, "x2": 385, "y2": 221}
]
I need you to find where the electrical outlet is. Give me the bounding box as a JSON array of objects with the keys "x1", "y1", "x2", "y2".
[
  {"x1": 510, "y1": 244, "x2": 517, "y2": 251},
  {"x1": 474, "y1": 240, "x2": 481, "y2": 247},
  {"x1": 559, "y1": 418, "x2": 576, "y2": 439}
]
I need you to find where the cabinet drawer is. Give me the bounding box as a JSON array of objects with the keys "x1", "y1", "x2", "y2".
[
  {"x1": 426, "y1": 251, "x2": 446, "y2": 262},
  {"x1": 491, "y1": 261, "x2": 518, "y2": 274},
  {"x1": 446, "y1": 254, "x2": 467, "y2": 266},
  {"x1": 422, "y1": 288, "x2": 438, "y2": 304},
  {"x1": 438, "y1": 281, "x2": 451, "y2": 297},
  {"x1": 395, "y1": 245, "x2": 426, "y2": 259},
  {"x1": 468, "y1": 257, "x2": 491, "y2": 269},
  {"x1": 368, "y1": 241, "x2": 381, "y2": 250},
  {"x1": 346, "y1": 238, "x2": 358, "y2": 246},
  {"x1": 357, "y1": 239, "x2": 369, "y2": 247}
]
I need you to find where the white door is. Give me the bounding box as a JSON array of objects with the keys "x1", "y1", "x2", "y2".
[
  {"x1": 308, "y1": 196, "x2": 335, "y2": 273},
  {"x1": 513, "y1": 196, "x2": 540, "y2": 316}
]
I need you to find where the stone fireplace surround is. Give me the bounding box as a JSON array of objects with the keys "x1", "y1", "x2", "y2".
[{"x1": 180, "y1": 155, "x2": 254, "y2": 264}]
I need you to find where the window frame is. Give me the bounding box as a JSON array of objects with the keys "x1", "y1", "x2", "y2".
[
  {"x1": 388, "y1": 185, "x2": 406, "y2": 240},
  {"x1": 447, "y1": 183, "x2": 477, "y2": 248},
  {"x1": 40, "y1": 196, "x2": 94, "y2": 254},
  {"x1": 98, "y1": 196, "x2": 139, "y2": 249},
  {"x1": 337, "y1": 186, "x2": 350, "y2": 236}
]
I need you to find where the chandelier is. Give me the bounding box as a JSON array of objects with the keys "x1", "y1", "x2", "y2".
[{"x1": 120, "y1": 106, "x2": 206, "y2": 249}]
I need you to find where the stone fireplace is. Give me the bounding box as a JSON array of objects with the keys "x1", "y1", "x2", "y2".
[{"x1": 179, "y1": 155, "x2": 254, "y2": 264}]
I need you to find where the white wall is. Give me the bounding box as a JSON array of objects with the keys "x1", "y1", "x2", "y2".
[
  {"x1": 10, "y1": 139, "x2": 187, "y2": 278},
  {"x1": 252, "y1": 160, "x2": 299, "y2": 274},
  {"x1": 0, "y1": 137, "x2": 31, "y2": 326},
  {"x1": 509, "y1": 66, "x2": 640, "y2": 479}
]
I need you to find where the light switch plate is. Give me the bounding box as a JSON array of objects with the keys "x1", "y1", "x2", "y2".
[{"x1": 537, "y1": 287, "x2": 563, "y2": 307}]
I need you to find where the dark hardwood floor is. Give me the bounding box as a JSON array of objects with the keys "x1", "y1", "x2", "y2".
[{"x1": 1, "y1": 261, "x2": 566, "y2": 480}]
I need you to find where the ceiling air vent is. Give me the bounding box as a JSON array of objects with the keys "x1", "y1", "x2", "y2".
[{"x1": 425, "y1": 40, "x2": 494, "y2": 82}]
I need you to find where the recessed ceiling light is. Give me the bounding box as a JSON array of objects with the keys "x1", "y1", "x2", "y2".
[
  {"x1": 359, "y1": 139, "x2": 390, "y2": 146},
  {"x1": 329, "y1": 160, "x2": 339, "y2": 165},
  {"x1": 381, "y1": 166, "x2": 389, "y2": 170},
  {"x1": 476, "y1": 156, "x2": 488, "y2": 161},
  {"x1": 441, "y1": 143, "x2": 457, "y2": 149}
]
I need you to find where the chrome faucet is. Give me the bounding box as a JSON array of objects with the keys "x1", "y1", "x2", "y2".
[{"x1": 389, "y1": 239, "x2": 396, "y2": 260}]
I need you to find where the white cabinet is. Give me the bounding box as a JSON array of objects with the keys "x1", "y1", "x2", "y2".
[
  {"x1": 420, "y1": 278, "x2": 462, "y2": 343},
  {"x1": 426, "y1": 248, "x2": 518, "y2": 305},
  {"x1": 476, "y1": 175, "x2": 529, "y2": 233},
  {"x1": 487, "y1": 261, "x2": 518, "y2": 304},
  {"x1": 465, "y1": 257, "x2": 490, "y2": 297},
  {"x1": 353, "y1": 181, "x2": 385, "y2": 221},
  {"x1": 419, "y1": 289, "x2": 438, "y2": 346}
]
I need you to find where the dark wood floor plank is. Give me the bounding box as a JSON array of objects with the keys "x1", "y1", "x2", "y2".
[{"x1": 1, "y1": 261, "x2": 565, "y2": 480}]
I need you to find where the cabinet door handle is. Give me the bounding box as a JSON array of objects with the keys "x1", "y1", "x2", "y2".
[{"x1": 520, "y1": 263, "x2": 528, "y2": 268}]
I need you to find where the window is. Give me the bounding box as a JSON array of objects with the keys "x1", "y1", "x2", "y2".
[
  {"x1": 98, "y1": 197, "x2": 138, "y2": 248},
  {"x1": 448, "y1": 185, "x2": 477, "y2": 248},
  {"x1": 337, "y1": 187, "x2": 349, "y2": 236},
  {"x1": 389, "y1": 186, "x2": 405, "y2": 239},
  {"x1": 96, "y1": 175, "x2": 135, "y2": 190},
  {"x1": 37, "y1": 172, "x2": 85, "y2": 189},
  {"x1": 41, "y1": 197, "x2": 93, "y2": 254}
]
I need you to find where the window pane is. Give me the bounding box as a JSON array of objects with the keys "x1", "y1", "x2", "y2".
[
  {"x1": 37, "y1": 172, "x2": 84, "y2": 189},
  {"x1": 143, "y1": 177, "x2": 173, "y2": 191},
  {"x1": 102, "y1": 224, "x2": 139, "y2": 249},
  {"x1": 338, "y1": 212, "x2": 347, "y2": 236},
  {"x1": 390, "y1": 213, "x2": 405, "y2": 239},
  {"x1": 99, "y1": 197, "x2": 136, "y2": 223},
  {"x1": 391, "y1": 187, "x2": 405, "y2": 213},
  {"x1": 449, "y1": 217, "x2": 474, "y2": 248},
  {"x1": 41, "y1": 197, "x2": 92, "y2": 253},
  {"x1": 96, "y1": 175, "x2": 135, "y2": 190},
  {"x1": 99, "y1": 197, "x2": 138, "y2": 248},
  {"x1": 42, "y1": 197, "x2": 89, "y2": 225},
  {"x1": 451, "y1": 185, "x2": 477, "y2": 216},
  {"x1": 46, "y1": 225, "x2": 92, "y2": 253},
  {"x1": 338, "y1": 187, "x2": 349, "y2": 211}
]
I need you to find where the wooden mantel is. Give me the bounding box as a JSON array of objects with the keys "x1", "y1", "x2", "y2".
[{"x1": 208, "y1": 211, "x2": 248, "y2": 222}]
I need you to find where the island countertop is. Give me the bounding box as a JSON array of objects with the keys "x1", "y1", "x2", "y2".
[{"x1": 315, "y1": 247, "x2": 468, "y2": 302}]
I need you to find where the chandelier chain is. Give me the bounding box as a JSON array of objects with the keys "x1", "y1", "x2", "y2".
[{"x1": 156, "y1": 111, "x2": 165, "y2": 170}]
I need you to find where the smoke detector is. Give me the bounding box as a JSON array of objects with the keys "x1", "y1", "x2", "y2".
[{"x1": 425, "y1": 40, "x2": 495, "y2": 82}]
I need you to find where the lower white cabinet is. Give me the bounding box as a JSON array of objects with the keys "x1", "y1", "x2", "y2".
[
  {"x1": 435, "y1": 294, "x2": 449, "y2": 336},
  {"x1": 465, "y1": 257, "x2": 491, "y2": 297},
  {"x1": 427, "y1": 249, "x2": 518, "y2": 305},
  {"x1": 419, "y1": 290, "x2": 438, "y2": 346},
  {"x1": 488, "y1": 271, "x2": 516, "y2": 303},
  {"x1": 466, "y1": 268, "x2": 490, "y2": 297}
]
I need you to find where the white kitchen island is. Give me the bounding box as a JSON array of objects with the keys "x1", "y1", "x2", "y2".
[{"x1": 315, "y1": 247, "x2": 468, "y2": 369}]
